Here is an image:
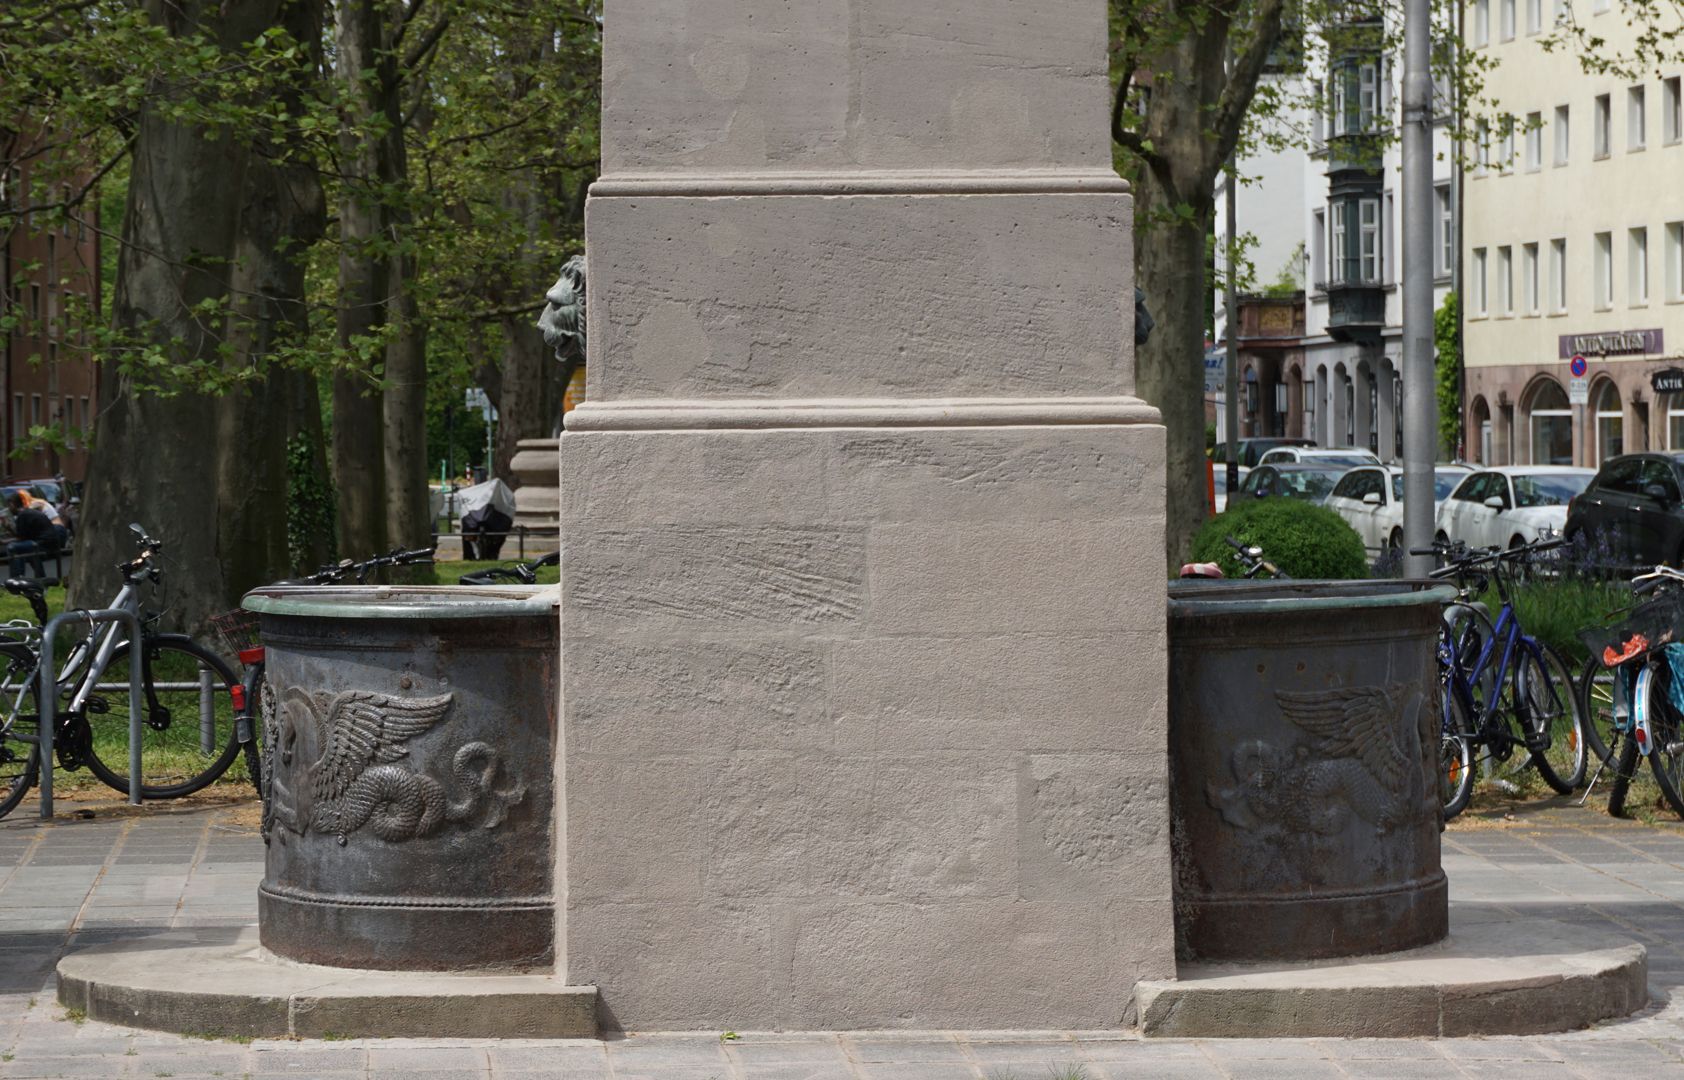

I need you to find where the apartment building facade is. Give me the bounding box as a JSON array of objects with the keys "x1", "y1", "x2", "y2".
[
  {"x1": 1462, "y1": 0, "x2": 1684, "y2": 467},
  {"x1": 0, "y1": 148, "x2": 100, "y2": 484},
  {"x1": 1218, "y1": 8, "x2": 1456, "y2": 462}
]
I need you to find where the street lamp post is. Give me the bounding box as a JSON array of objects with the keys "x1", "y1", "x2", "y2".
[{"x1": 1401, "y1": 0, "x2": 1439, "y2": 576}]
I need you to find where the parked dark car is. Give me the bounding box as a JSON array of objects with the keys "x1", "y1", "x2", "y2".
[
  {"x1": 1235, "y1": 463, "x2": 1348, "y2": 505},
  {"x1": 1564, "y1": 453, "x2": 1684, "y2": 567},
  {"x1": 1212, "y1": 437, "x2": 1316, "y2": 469}
]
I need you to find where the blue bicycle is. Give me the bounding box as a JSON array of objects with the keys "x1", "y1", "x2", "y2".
[{"x1": 1421, "y1": 538, "x2": 1588, "y2": 818}]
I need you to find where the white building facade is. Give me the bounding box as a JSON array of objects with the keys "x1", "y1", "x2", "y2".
[{"x1": 1462, "y1": 1, "x2": 1684, "y2": 467}]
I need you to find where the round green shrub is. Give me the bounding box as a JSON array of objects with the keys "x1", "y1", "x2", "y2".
[{"x1": 1190, "y1": 497, "x2": 1369, "y2": 580}]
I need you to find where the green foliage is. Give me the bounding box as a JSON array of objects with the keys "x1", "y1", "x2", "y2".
[
  {"x1": 1435, "y1": 292, "x2": 1462, "y2": 460},
  {"x1": 285, "y1": 433, "x2": 335, "y2": 573},
  {"x1": 1480, "y1": 576, "x2": 1627, "y2": 667},
  {"x1": 1191, "y1": 497, "x2": 1369, "y2": 579}
]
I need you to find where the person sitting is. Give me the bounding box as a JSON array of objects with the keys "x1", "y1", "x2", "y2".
[{"x1": 7, "y1": 493, "x2": 53, "y2": 578}]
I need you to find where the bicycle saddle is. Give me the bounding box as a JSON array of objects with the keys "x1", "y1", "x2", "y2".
[{"x1": 3, "y1": 578, "x2": 52, "y2": 596}]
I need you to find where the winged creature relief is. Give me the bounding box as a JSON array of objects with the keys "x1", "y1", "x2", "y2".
[
  {"x1": 1206, "y1": 684, "x2": 1424, "y2": 836},
  {"x1": 264, "y1": 687, "x2": 526, "y2": 845}
]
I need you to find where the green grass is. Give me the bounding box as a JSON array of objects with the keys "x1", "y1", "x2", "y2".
[{"x1": 1481, "y1": 575, "x2": 1628, "y2": 667}]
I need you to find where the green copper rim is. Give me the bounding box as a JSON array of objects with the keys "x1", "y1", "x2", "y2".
[
  {"x1": 244, "y1": 585, "x2": 558, "y2": 620},
  {"x1": 1168, "y1": 580, "x2": 1457, "y2": 618}
]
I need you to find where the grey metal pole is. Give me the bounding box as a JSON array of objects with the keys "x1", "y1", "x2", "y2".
[
  {"x1": 1402, "y1": 0, "x2": 1439, "y2": 576},
  {"x1": 37, "y1": 609, "x2": 144, "y2": 817},
  {"x1": 1225, "y1": 162, "x2": 1241, "y2": 495}
]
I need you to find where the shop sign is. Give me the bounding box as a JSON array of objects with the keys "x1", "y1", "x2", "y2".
[
  {"x1": 1654, "y1": 368, "x2": 1684, "y2": 395},
  {"x1": 1557, "y1": 328, "x2": 1664, "y2": 358},
  {"x1": 1203, "y1": 350, "x2": 1225, "y2": 394}
]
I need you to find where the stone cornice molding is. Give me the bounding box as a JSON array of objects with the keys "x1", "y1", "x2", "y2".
[
  {"x1": 564, "y1": 396, "x2": 1161, "y2": 431},
  {"x1": 590, "y1": 170, "x2": 1131, "y2": 199}
]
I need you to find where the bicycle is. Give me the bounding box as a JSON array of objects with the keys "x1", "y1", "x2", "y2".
[
  {"x1": 458, "y1": 550, "x2": 557, "y2": 586},
  {"x1": 212, "y1": 547, "x2": 436, "y2": 808},
  {"x1": 1418, "y1": 537, "x2": 1587, "y2": 819},
  {"x1": 0, "y1": 524, "x2": 240, "y2": 819},
  {"x1": 1576, "y1": 564, "x2": 1684, "y2": 820}
]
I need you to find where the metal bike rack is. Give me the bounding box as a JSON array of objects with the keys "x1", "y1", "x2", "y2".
[{"x1": 34, "y1": 608, "x2": 144, "y2": 819}]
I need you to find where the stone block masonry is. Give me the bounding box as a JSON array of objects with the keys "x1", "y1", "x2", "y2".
[{"x1": 561, "y1": 0, "x2": 1170, "y2": 1030}]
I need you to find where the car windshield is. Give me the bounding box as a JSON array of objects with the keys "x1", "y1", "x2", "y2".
[
  {"x1": 1513, "y1": 473, "x2": 1590, "y2": 508},
  {"x1": 1277, "y1": 468, "x2": 1341, "y2": 501},
  {"x1": 1391, "y1": 471, "x2": 1470, "y2": 502}
]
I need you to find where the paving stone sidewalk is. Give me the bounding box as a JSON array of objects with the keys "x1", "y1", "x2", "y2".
[{"x1": 4, "y1": 797, "x2": 1684, "y2": 1078}]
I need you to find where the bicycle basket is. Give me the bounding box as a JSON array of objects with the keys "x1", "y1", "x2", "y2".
[
  {"x1": 1580, "y1": 594, "x2": 1684, "y2": 667},
  {"x1": 210, "y1": 608, "x2": 262, "y2": 661}
]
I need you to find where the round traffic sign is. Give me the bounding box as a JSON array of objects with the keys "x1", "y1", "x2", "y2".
[{"x1": 1570, "y1": 354, "x2": 1588, "y2": 377}]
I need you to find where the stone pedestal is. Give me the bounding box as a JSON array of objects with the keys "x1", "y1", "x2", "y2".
[
  {"x1": 560, "y1": 0, "x2": 1171, "y2": 1030},
  {"x1": 509, "y1": 438, "x2": 560, "y2": 537}
]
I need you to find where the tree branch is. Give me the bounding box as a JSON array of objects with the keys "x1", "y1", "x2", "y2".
[
  {"x1": 402, "y1": 13, "x2": 452, "y2": 74},
  {"x1": 1210, "y1": 0, "x2": 1288, "y2": 166}
]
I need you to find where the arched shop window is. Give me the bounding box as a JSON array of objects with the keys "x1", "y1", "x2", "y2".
[
  {"x1": 1668, "y1": 394, "x2": 1684, "y2": 451},
  {"x1": 1527, "y1": 379, "x2": 1573, "y2": 465},
  {"x1": 1594, "y1": 380, "x2": 1623, "y2": 464}
]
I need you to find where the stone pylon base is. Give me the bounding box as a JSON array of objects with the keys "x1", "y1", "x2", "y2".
[
  {"x1": 57, "y1": 928, "x2": 597, "y2": 1040},
  {"x1": 1133, "y1": 911, "x2": 1647, "y2": 1038}
]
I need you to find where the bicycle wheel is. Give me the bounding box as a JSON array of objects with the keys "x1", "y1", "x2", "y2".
[
  {"x1": 1578, "y1": 654, "x2": 1623, "y2": 769},
  {"x1": 1646, "y1": 661, "x2": 1684, "y2": 820},
  {"x1": 1515, "y1": 641, "x2": 1587, "y2": 793},
  {"x1": 1608, "y1": 732, "x2": 1643, "y2": 818},
  {"x1": 0, "y1": 644, "x2": 40, "y2": 820},
  {"x1": 82, "y1": 635, "x2": 240, "y2": 799},
  {"x1": 1441, "y1": 682, "x2": 1476, "y2": 820},
  {"x1": 1443, "y1": 603, "x2": 1499, "y2": 718}
]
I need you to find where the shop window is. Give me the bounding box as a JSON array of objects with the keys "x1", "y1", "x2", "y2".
[
  {"x1": 1595, "y1": 381, "x2": 1624, "y2": 464},
  {"x1": 1529, "y1": 379, "x2": 1573, "y2": 465}
]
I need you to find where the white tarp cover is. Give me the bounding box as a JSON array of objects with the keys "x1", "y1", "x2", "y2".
[{"x1": 456, "y1": 478, "x2": 515, "y2": 518}]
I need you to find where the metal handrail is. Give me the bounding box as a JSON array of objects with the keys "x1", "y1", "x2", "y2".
[{"x1": 33, "y1": 608, "x2": 143, "y2": 818}]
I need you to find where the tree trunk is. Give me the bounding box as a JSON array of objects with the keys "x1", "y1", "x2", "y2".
[
  {"x1": 383, "y1": 256, "x2": 432, "y2": 558},
  {"x1": 331, "y1": 0, "x2": 390, "y2": 559},
  {"x1": 1132, "y1": 28, "x2": 1229, "y2": 566},
  {"x1": 220, "y1": 0, "x2": 327, "y2": 592},
  {"x1": 71, "y1": 0, "x2": 281, "y2": 635}
]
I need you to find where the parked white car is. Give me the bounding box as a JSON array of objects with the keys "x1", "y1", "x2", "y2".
[
  {"x1": 1256, "y1": 447, "x2": 1382, "y2": 467},
  {"x1": 1434, "y1": 466, "x2": 1597, "y2": 551},
  {"x1": 1323, "y1": 464, "x2": 1473, "y2": 554}
]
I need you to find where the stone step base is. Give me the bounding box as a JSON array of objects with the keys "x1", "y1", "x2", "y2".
[
  {"x1": 57, "y1": 927, "x2": 596, "y2": 1040},
  {"x1": 1134, "y1": 910, "x2": 1647, "y2": 1038}
]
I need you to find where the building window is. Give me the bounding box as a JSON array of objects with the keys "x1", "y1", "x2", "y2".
[
  {"x1": 1474, "y1": 0, "x2": 1490, "y2": 47},
  {"x1": 1596, "y1": 231, "x2": 1614, "y2": 308},
  {"x1": 1630, "y1": 85, "x2": 1648, "y2": 150},
  {"x1": 1631, "y1": 227, "x2": 1650, "y2": 305},
  {"x1": 9, "y1": 396, "x2": 19, "y2": 450},
  {"x1": 1477, "y1": 117, "x2": 1491, "y2": 172},
  {"x1": 28, "y1": 284, "x2": 39, "y2": 322},
  {"x1": 1473, "y1": 247, "x2": 1489, "y2": 315},
  {"x1": 1501, "y1": 0, "x2": 1516, "y2": 39},
  {"x1": 1530, "y1": 380, "x2": 1574, "y2": 465},
  {"x1": 1525, "y1": 111, "x2": 1543, "y2": 169},
  {"x1": 1668, "y1": 221, "x2": 1684, "y2": 301},
  {"x1": 1668, "y1": 395, "x2": 1684, "y2": 450},
  {"x1": 1554, "y1": 104, "x2": 1570, "y2": 164},
  {"x1": 1527, "y1": 0, "x2": 1542, "y2": 33},
  {"x1": 1312, "y1": 209, "x2": 1327, "y2": 285},
  {"x1": 1524, "y1": 242, "x2": 1541, "y2": 314},
  {"x1": 1498, "y1": 246, "x2": 1514, "y2": 315},
  {"x1": 1593, "y1": 0, "x2": 1611, "y2": 13},
  {"x1": 30, "y1": 395, "x2": 41, "y2": 430},
  {"x1": 1500, "y1": 114, "x2": 1516, "y2": 169},
  {"x1": 1343, "y1": 378, "x2": 1355, "y2": 447},
  {"x1": 1359, "y1": 62, "x2": 1379, "y2": 132},
  {"x1": 1595, "y1": 381, "x2": 1623, "y2": 463},
  {"x1": 1550, "y1": 237, "x2": 1568, "y2": 312},
  {"x1": 1666, "y1": 76, "x2": 1682, "y2": 144},
  {"x1": 1359, "y1": 198, "x2": 1381, "y2": 283},
  {"x1": 1595, "y1": 93, "x2": 1612, "y2": 157},
  {"x1": 80, "y1": 396, "x2": 90, "y2": 432},
  {"x1": 1331, "y1": 203, "x2": 1348, "y2": 284},
  {"x1": 1435, "y1": 184, "x2": 1454, "y2": 275}
]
